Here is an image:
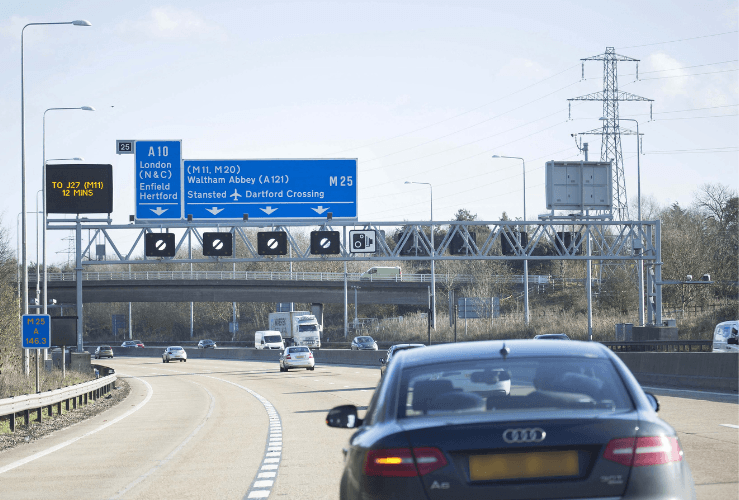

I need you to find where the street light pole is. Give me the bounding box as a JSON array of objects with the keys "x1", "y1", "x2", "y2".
[
  {"x1": 20, "y1": 20, "x2": 91, "y2": 377},
  {"x1": 492, "y1": 155, "x2": 529, "y2": 325},
  {"x1": 404, "y1": 181, "x2": 435, "y2": 329},
  {"x1": 21, "y1": 21, "x2": 92, "y2": 312}
]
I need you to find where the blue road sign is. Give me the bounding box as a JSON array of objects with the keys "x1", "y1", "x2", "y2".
[
  {"x1": 22, "y1": 314, "x2": 51, "y2": 349},
  {"x1": 183, "y1": 159, "x2": 357, "y2": 220},
  {"x1": 135, "y1": 140, "x2": 182, "y2": 220}
]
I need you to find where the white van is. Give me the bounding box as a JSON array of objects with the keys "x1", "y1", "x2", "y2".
[
  {"x1": 712, "y1": 321, "x2": 739, "y2": 352},
  {"x1": 360, "y1": 266, "x2": 402, "y2": 281},
  {"x1": 255, "y1": 330, "x2": 285, "y2": 350}
]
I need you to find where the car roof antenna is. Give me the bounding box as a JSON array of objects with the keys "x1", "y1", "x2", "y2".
[{"x1": 499, "y1": 343, "x2": 510, "y2": 358}]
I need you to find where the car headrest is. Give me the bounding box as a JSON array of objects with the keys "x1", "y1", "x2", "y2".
[{"x1": 412, "y1": 380, "x2": 454, "y2": 412}]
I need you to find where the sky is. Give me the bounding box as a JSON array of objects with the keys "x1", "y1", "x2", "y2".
[{"x1": 1, "y1": 0, "x2": 737, "y2": 265}]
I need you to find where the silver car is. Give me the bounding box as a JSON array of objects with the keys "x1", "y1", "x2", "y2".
[
  {"x1": 279, "y1": 346, "x2": 315, "y2": 372},
  {"x1": 351, "y1": 336, "x2": 378, "y2": 350},
  {"x1": 162, "y1": 346, "x2": 187, "y2": 363}
]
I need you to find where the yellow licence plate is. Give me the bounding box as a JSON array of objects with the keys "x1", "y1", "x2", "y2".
[{"x1": 469, "y1": 451, "x2": 579, "y2": 481}]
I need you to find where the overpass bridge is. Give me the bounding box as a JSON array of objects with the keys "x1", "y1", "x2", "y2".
[{"x1": 30, "y1": 271, "x2": 550, "y2": 306}]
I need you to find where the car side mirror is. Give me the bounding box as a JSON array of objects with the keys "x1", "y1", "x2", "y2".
[
  {"x1": 728, "y1": 337, "x2": 738, "y2": 345},
  {"x1": 379, "y1": 358, "x2": 386, "y2": 365},
  {"x1": 644, "y1": 392, "x2": 660, "y2": 412},
  {"x1": 326, "y1": 405, "x2": 362, "y2": 428}
]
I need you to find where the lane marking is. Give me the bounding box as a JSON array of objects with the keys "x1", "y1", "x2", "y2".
[
  {"x1": 108, "y1": 382, "x2": 216, "y2": 499},
  {"x1": 0, "y1": 375, "x2": 154, "y2": 476},
  {"x1": 720, "y1": 424, "x2": 739, "y2": 429},
  {"x1": 197, "y1": 374, "x2": 282, "y2": 500}
]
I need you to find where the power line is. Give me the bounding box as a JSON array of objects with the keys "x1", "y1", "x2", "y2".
[
  {"x1": 645, "y1": 147, "x2": 739, "y2": 154},
  {"x1": 639, "y1": 68, "x2": 738, "y2": 81},
  {"x1": 362, "y1": 107, "x2": 565, "y2": 173},
  {"x1": 636, "y1": 59, "x2": 738, "y2": 74},
  {"x1": 647, "y1": 113, "x2": 738, "y2": 121},
  {"x1": 361, "y1": 148, "x2": 579, "y2": 218},
  {"x1": 318, "y1": 64, "x2": 580, "y2": 157},
  {"x1": 616, "y1": 30, "x2": 738, "y2": 49},
  {"x1": 363, "y1": 120, "x2": 568, "y2": 190},
  {"x1": 357, "y1": 81, "x2": 580, "y2": 166}
]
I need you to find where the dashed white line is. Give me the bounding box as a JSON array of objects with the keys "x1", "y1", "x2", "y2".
[
  {"x1": 197, "y1": 374, "x2": 282, "y2": 500},
  {"x1": 720, "y1": 424, "x2": 739, "y2": 429},
  {"x1": 0, "y1": 375, "x2": 154, "y2": 476}
]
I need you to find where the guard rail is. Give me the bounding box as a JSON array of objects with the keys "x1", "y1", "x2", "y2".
[{"x1": 0, "y1": 367, "x2": 116, "y2": 432}]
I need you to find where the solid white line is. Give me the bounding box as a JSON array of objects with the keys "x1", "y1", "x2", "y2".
[
  {"x1": 641, "y1": 386, "x2": 739, "y2": 398},
  {"x1": 108, "y1": 382, "x2": 216, "y2": 499},
  {"x1": 720, "y1": 424, "x2": 739, "y2": 429},
  {"x1": 0, "y1": 375, "x2": 154, "y2": 476}
]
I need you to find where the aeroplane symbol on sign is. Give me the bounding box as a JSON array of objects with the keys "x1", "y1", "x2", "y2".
[{"x1": 230, "y1": 189, "x2": 241, "y2": 201}]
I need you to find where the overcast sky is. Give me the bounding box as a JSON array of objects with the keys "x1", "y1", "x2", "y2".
[{"x1": 1, "y1": 0, "x2": 737, "y2": 264}]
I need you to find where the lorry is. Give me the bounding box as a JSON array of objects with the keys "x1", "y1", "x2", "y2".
[{"x1": 268, "y1": 311, "x2": 321, "y2": 349}]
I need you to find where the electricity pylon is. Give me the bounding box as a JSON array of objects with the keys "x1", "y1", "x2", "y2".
[{"x1": 569, "y1": 47, "x2": 653, "y2": 221}]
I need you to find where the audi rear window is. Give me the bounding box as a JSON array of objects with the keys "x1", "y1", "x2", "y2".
[{"x1": 397, "y1": 357, "x2": 633, "y2": 419}]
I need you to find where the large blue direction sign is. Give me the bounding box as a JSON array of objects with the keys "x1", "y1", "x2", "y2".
[
  {"x1": 183, "y1": 159, "x2": 357, "y2": 220},
  {"x1": 22, "y1": 314, "x2": 50, "y2": 349},
  {"x1": 135, "y1": 140, "x2": 182, "y2": 220}
]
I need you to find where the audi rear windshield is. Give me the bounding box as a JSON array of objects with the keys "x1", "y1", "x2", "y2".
[{"x1": 397, "y1": 357, "x2": 633, "y2": 420}]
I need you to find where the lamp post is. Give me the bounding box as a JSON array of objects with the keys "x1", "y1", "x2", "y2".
[
  {"x1": 43, "y1": 108, "x2": 93, "y2": 319},
  {"x1": 492, "y1": 155, "x2": 529, "y2": 325},
  {"x1": 600, "y1": 116, "x2": 644, "y2": 326},
  {"x1": 404, "y1": 181, "x2": 435, "y2": 329},
  {"x1": 20, "y1": 20, "x2": 91, "y2": 338}
]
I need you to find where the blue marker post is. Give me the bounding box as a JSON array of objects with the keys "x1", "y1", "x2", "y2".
[{"x1": 22, "y1": 314, "x2": 50, "y2": 392}]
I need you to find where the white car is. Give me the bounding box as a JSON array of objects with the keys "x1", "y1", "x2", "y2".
[
  {"x1": 279, "y1": 346, "x2": 315, "y2": 371},
  {"x1": 162, "y1": 346, "x2": 187, "y2": 363}
]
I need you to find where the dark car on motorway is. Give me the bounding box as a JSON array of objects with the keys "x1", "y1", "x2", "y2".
[
  {"x1": 197, "y1": 339, "x2": 217, "y2": 349},
  {"x1": 351, "y1": 336, "x2": 378, "y2": 351},
  {"x1": 327, "y1": 339, "x2": 695, "y2": 500},
  {"x1": 94, "y1": 346, "x2": 114, "y2": 359},
  {"x1": 379, "y1": 343, "x2": 425, "y2": 377},
  {"x1": 121, "y1": 340, "x2": 144, "y2": 348},
  {"x1": 533, "y1": 333, "x2": 571, "y2": 340}
]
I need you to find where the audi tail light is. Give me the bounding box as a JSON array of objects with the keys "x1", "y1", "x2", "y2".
[
  {"x1": 285, "y1": 355, "x2": 291, "y2": 359},
  {"x1": 309, "y1": 352, "x2": 313, "y2": 358},
  {"x1": 603, "y1": 437, "x2": 683, "y2": 466},
  {"x1": 364, "y1": 447, "x2": 447, "y2": 477}
]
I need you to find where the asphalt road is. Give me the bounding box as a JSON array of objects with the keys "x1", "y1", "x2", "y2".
[{"x1": 0, "y1": 357, "x2": 735, "y2": 499}]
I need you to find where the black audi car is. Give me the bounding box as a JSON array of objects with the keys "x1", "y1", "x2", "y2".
[{"x1": 327, "y1": 339, "x2": 695, "y2": 499}]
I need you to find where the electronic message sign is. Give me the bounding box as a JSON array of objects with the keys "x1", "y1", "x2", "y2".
[{"x1": 46, "y1": 164, "x2": 113, "y2": 214}]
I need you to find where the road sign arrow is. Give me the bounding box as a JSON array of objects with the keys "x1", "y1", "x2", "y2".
[
  {"x1": 260, "y1": 206, "x2": 278, "y2": 215},
  {"x1": 312, "y1": 206, "x2": 330, "y2": 215},
  {"x1": 205, "y1": 207, "x2": 224, "y2": 215},
  {"x1": 150, "y1": 207, "x2": 168, "y2": 216}
]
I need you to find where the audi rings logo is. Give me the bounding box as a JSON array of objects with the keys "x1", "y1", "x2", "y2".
[{"x1": 502, "y1": 428, "x2": 546, "y2": 443}]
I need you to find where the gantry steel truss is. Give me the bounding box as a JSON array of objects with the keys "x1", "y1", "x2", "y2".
[
  {"x1": 49, "y1": 219, "x2": 659, "y2": 264},
  {"x1": 47, "y1": 217, "x2": 666, "y2": 350}
]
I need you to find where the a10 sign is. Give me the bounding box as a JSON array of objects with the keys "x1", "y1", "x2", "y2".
[{"x1": 22, "y1": 314, "x2": 50, "y2": 349}]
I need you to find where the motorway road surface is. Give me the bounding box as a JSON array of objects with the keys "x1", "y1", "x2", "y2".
[{"x1": 0, "y1": 357, "x2": 736, "y2": 499}]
